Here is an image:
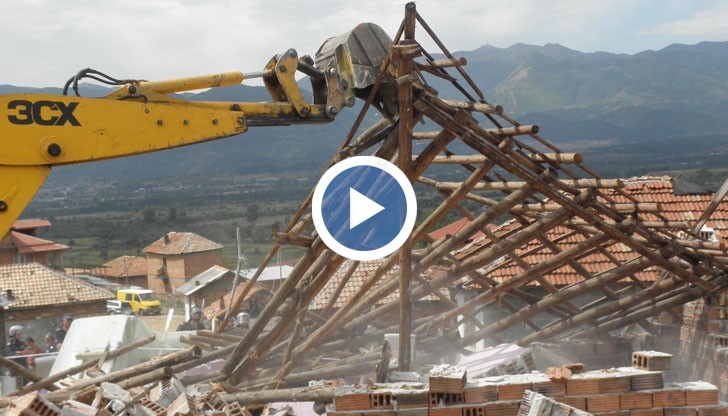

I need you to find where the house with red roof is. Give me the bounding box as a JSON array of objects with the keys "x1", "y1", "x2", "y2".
[
  {"x1": 143, "y1": 232, "x2": 224, "y2": 293},
  {"x1": 0, "y1": 219, "x2": 69, "y2": 269},
  {"x1": 96, "y1": 255, "x2": 149, "y2": 289}
]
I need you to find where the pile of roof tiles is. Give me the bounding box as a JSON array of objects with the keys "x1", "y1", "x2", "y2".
[{"x1": 3, "y1": 378, "x2": 255, "y2": 416}]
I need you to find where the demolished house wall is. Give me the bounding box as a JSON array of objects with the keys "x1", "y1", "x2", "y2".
[{"x1": 648, "y1": 289, "x2": 728, "y2": 400}]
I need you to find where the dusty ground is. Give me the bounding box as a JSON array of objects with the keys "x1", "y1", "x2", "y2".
[{"x1": 139, "y1": 313, "x2": 187, "y2": 332}]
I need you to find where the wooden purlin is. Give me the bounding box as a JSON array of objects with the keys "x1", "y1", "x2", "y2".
[
  {"x1": 453, "y1": 245, "x2": 681, "y2": 350},
  {"x1": 225, "y1": 104, "x2": 411, "y2": 385},
  {"x1": 44, "y1": 346, "x2": 202, "y2": 403},
  {"x1": 572, "y1": 275, "x2": 726, "y2": 339},
  {"x1": 229, "y1": 250, "x2": 345, "y2": 384}
]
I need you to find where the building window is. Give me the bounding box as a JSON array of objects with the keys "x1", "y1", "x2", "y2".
[{"x1": 13, "y1": 253, "x2": 29, "y2": 264}]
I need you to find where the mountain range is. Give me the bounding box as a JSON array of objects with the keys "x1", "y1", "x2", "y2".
[
  {"x1": 2, "y1": 40, "x2": 727, "y2": 185},
  {"x1": 443, "y1": 41, "x2": 728, "y2": 142}
]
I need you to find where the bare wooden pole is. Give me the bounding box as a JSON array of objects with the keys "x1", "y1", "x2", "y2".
[
  {"x1": 10, "y1": 334, "x2": 156, "y2": 396},
  {"x1": 441, "y1": 100, "x2": 503, "y2": 115},
  {"x1": 435, "y1": 178, "x2": 624, "y2": 191},
  {"x1": 517, "y1": 273, "x2": 688, "y2": 344},
  {"x1": 396, "y1": 6, "x2": 417, "y2": 372},
  {"x1": 530, "y1": 153, "x2": 583, "y2": 164},
  {"x1": 399, "y1": 236, "x2": 413, "y2": 372},
  {"x1": 322, "y1": 260, "x2": 359, "y2": 316},
  {"x1": 414, "y1": 10, "x2": 485, "y2": 101},
  {"x1": 344, "y1": 191, "x2": 574, "y2": 334},
  {"x1": 220, "y1": 387, "x2": 336, "y2": 406},
  {"x1": 452, "y1": 244, "x2": 680, "y2": 349},
  {"x1": 423, "y1": 152, "x2": 580, "y2": 166},
  {"x1": 44, "y1": 345, "x2": 201, "y2": 403},
  {"x1": 573, "y1": 279, "x2": 723, "y2": 340},
  {"x1": 413, "y1": 125, "x2": 538, "y2": 140},
  {"x1": 229, "y1": 251, "x2": 346, "y2": 385},
  {"x1": 692, "y1": 177, "x2": 728, "y2": 234},
  {"x1": 117, "y1": 366, "x2": 174, "y2": 390},
  {"x1": 220, "y1": 238, "x2": 325, "y2": 378},
  {"x1": 508, "y1": 202, "x2": 661, "y2": 213},
  {"x1": 0, "y1": 355, "x2": 43, "y2": 384}
]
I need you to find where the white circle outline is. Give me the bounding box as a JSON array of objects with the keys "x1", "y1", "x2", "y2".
[{"x1": 312, "y1": 156, "x2": 417, "y2": 261}]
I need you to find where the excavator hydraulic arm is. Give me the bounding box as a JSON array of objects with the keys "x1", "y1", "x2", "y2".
[{"x1": 0, "y1": 23, "x2": 393, "y2": 239}]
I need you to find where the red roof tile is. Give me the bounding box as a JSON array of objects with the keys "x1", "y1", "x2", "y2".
[
  {"x1": 8, "y1": 231, "x2": 69, "y2": 254},
  {"x1": 427, "y1": 217, "x2": 494, "y2": 241},
  {"x1": 101, "y1": 256, "x2": 148, "y2": 278},
  {"x1": 143, "y1": 232, "x2": 223, "y2": 255},
  {"x1": 457, "y1": 176, "x2": 728, "y2": 288},
  {"x1": 0, "y1": 263, "x2": 114, "y2": 308},
  {"x1": 11, "y1": 219, "x2": 51, "y2": 231},
  {"x1": 309, "y1": 259, "x2": 449, "y2": 310}
]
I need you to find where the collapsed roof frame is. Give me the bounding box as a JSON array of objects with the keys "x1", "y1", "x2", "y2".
[
  {"x1": 27, "y1": 3, "x2": 728, "y2": 402},
  {"x1": 213, "y1": 2, "x2": 728, "y2": 388}
]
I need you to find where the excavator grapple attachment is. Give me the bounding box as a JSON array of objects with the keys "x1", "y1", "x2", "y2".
[
  {"x1": 315, "y1": 23, "x2": 392, "y2": 90},
  {"x1": 315, "y1": 23, "x2": 398, "y2": 118}
]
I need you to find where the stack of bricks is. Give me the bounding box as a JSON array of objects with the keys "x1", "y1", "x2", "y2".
[
  {"x1": 518, "y1": 391, "x2": 592, "y2": 416},
  {"x1": 329, "y1": 366, "x2": 727, "y2": 416},
  {"x1": 649, "y1": 291, "x2": 728, "y2": 400},
  {"x1": 632, "y1": 352, "x2": 672, "y2": 372},
  {"x1": 428, "y1": 366, "x2": 469, "y2": 416}
]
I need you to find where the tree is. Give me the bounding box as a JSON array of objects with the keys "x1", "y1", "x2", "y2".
[
  {"x1": 168, "y1": 207, "x2": 177, "y2": 221},
  {"x1": 142, "y1": 208, "x2": 156, "y2": 222},
  {"x1": 246, "y1": 204, "x2": 260, "y2": 224}
]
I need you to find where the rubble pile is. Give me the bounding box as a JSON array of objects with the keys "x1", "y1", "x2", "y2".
[
  {"x1": 329, "y1": 362, "x2": 727, "y2": 416},
  {"x1": 4, "y1": 379, "x2": 256, "y2": 416}
]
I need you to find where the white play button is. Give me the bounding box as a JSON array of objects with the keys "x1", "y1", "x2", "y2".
[{"x1": 349, "y1": 188, "x2": 385, "y2": 229}]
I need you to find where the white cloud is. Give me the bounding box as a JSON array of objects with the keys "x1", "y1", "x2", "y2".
[
  {"x1": 0, "y1": 0, "x2": 725, "y2": 87},
  {"x1": 642, "y1": 3, "x2": 728, "y2": 38}
]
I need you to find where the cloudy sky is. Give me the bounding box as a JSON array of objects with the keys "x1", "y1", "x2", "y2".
[{"x1": 2, "y1": 0, "x2": 728, "y2": 89}]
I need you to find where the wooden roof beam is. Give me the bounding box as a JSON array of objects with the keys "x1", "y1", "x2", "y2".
[
  {"x1": 413, "y1": 125, "x2": 538, "y2": 141},
  {"x1": 435, "y1": 178, "x2": 624, "y2": 191},
  {"x1": 452, "y1": 243, "x2": 680, "y2": 350},
  {"x1": 421, "y1": 152, "x2": 583, "y2": 166}
]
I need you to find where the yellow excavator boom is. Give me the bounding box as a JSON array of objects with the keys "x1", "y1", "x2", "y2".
[{"x1": 0, "y1": 23, "x2": 395, "y2": 238}]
